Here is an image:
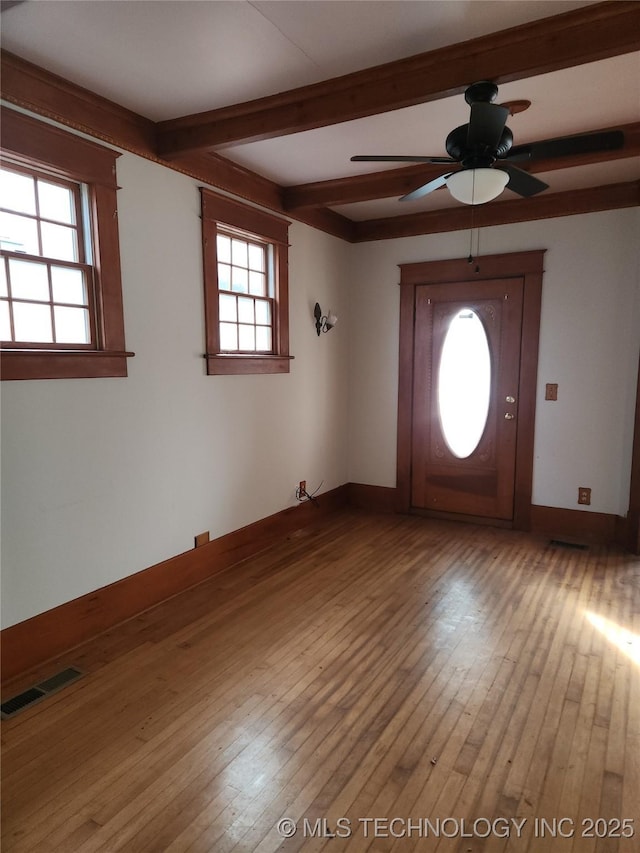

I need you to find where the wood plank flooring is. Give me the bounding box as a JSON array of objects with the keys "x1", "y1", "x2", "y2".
[{"x1": 2, "y1": 511, "x2": 639, "y2": 853}]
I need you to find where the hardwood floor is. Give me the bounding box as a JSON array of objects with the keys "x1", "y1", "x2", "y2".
[{"x1": 2, "y1": 511, "x2": 639, "y2": 852}]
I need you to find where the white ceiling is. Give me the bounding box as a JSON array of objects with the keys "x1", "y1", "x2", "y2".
[
  {"x1": 2, "y1": 0, "x2": 638, "y2": 222},
  {"x1": 1, "y1": 1, "x2": 603, "y2": 119}
]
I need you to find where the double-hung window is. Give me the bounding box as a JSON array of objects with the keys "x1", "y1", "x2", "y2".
[
  {"x1": 201, "y1": 189, "x2": 291, "y2": 375},
  {"x1": 1, "y1": 109, "x2": 131, "y2": 380},
  {"x1": 1, "y1": 165, "x2": 93, "y2": 348},
  {"x1": 217, "y1": 231, "x2": 273, "y2": 354}
]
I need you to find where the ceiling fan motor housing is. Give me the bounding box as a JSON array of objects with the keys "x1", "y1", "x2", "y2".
[{"x1": 445, "y1": 124, "x2": 514, "y2": 167}]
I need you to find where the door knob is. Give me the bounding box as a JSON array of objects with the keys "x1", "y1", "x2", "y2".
[{"x1": 504, "y1": 412, "x2": 515, "y2": 420}]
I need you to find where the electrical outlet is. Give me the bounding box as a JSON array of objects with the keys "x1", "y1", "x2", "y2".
[
  {"x1": 578, "y1": 487, "x2": 591, "y2": 506},
  {"x1": 545, "y1": 383, "x2": 558, "y2": 401},
  {"x1": 299, "y1": 480, "x2": 306, "y2": 495},
  {"x1": 194, "y1": 531, "x2": 210, "y2": 548}
]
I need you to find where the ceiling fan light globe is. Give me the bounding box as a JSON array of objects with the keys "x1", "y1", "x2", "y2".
[{"x1": 446, "y1": 168, "x2": 509, "y2": 205}]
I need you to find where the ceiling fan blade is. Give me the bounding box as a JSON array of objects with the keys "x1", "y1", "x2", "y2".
[
  {"x1": 467, "y1": 102, "x2": 509, "y2": 150},
  {"x1": 351, "y1": 155, "x2": 454, "y2": 164},
  {"x1": 400, "y1": 172, "x2": 454, "y2": 202},
  {"x1": 507, "y1": 129, "x2": 624, "y2": 162},
  {"x1": 499, "y1": 164, "x2": 548, "y2": 197}
]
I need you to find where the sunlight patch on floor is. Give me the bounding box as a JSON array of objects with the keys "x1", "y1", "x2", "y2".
[{"x1": 585, "y1": 610, "x2": 640, "y2": 666}]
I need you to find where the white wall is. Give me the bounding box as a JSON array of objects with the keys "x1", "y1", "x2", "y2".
[
  {"x1": 0, "y1": 152, "x2": 351, "y2": 628},
  {"x1": 2, "y1": 145, "x2": 638, "y2": 631},
  {"x1": 348, "y1": 208, "x2": 640, "y2": 517}
]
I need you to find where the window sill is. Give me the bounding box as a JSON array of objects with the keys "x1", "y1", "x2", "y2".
[
  {"x1": 1, "y1": 349, "x2": 135, "y2": 380},
  {"x1": 205, "y1": 353, "x2": 293, "y2": 375}
]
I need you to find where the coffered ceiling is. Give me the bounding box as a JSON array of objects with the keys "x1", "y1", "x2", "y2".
[{"x1": 1, "y1": 0, "x2": 639, "y2": 241}]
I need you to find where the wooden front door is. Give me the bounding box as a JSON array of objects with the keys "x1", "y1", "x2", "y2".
[
  {"x1": 396, "y1": 251, "x2": 545, "y2": 529},
  {"x1": 411, "y1": 278, "x2": 523, "y2": 520}
]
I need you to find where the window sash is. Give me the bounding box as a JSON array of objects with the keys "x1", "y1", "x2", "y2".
[
  {"x1": 214, "y1": 230, "x2": 277, "y2": 355},
  {"x1": 218, "y1": 293, "x2": 274, "y2": 354},
  {"x1": 1, "y1": 164, "x2": 87, "y2": 264},
  {"x1": 0, "y1": 164, "x2": 96, "y2": 348},
  {"x1": 1, "y1": 253, "x2": 96, "y2": 349},
  {"x1": 216, "y1": 228, "x2": 274, "y2": 354}
]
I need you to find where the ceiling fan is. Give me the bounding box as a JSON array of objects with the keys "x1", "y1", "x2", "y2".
[{"x1": 351, "y1": 81, "x2": 624, "y2": 205}]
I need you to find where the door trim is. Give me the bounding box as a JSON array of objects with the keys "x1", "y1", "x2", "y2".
[
  {"x1": 628, "y1": 350, "x2": 640, "y2": 553},
  {"x1": 396, "y1": 250, "x2": 545, "y2": 530}
]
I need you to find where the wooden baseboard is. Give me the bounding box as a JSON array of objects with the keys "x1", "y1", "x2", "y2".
[
  {"x1": 2, "y1": 486, "x2": 629, "y2": 684},
  {"x1": 529, "y1": 504, "x2": 622, "y2": 545},
  {"x1": 1, "y1": 485, "x2": 348, "y2": 684},
  {"x1": 345, "y1": 486, "x2": 626, "y2": 547},
  {"x1": 348, "y1": 482, "x2": 398, "y2": 512}
]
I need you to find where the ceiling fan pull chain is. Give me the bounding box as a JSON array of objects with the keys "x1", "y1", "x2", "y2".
[
  {"x1": 468, "y1": 199, "x2": 480, "y2": 272},
  {"x1": 467, "y1": 199, "x2": 481, "y2": 273}
]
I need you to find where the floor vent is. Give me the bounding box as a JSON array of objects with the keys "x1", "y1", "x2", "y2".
[
  {"x1": 1, "y1": 667, "x2": 84, "y2": 719},
  {"x1": 549, "y1": 538, "x2": 589, "y2": 550}
]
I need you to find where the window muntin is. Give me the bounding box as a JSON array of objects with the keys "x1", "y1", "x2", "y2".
[{"x1": 1, "y1": 165, "x2": 94, "y2": 348}]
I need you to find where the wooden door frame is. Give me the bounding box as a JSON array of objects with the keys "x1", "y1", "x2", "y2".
[
  {"x1": 628, "y1": 351, "x2": 640, "y2": 553},
  {"x1": 396, "y1": 249, "x2": 545, "y2": 530}
]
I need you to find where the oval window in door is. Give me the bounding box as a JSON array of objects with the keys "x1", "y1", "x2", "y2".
[{"x1": 437, "y1": 307, "x2": 491, "y2": 458}]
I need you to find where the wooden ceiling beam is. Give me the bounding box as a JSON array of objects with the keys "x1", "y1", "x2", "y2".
[
  {"x1": 283, "y1": 165, "x2": 439, "y2": 210},
  {"x1": 352, "y1": 180, "x2": 640, "y2": 242},
  {"x1": 1, "y1": 51, "x2": 636, "y2": 244},
  {"x1": 156, "y1": 2, "x2": 640, "y2": 157},
  {"x1": 283, "y1": 122, "x2": 640, "y2": 209},
  {"x1": 0, "y1": 51, "x2": 355, "y2": 241},
  {"x1": 0, "y1": 49, "x2": 157, "y2": 154}
]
